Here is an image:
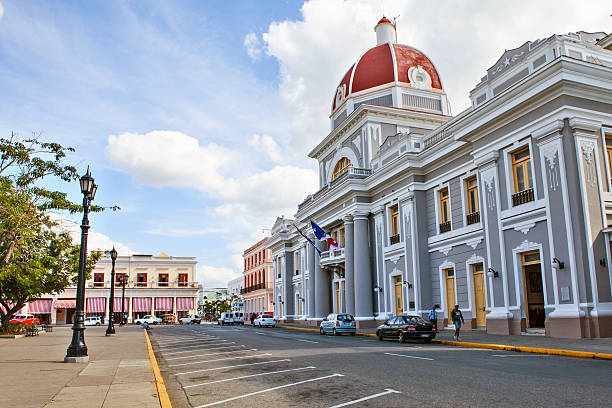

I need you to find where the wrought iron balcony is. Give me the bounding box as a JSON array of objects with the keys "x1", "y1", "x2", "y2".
[
  {"x1": 512, "y1": 188, "x2": 534, "y2": 206},
  {"x1": 240, "y1": 282, "x2": 267, "y2": 294},
  {"x1": 439, "y1": 221, "x2": 451, "y2": 234},
  {"x1": 466, "y1": 211, "x2": 480, "y2": 225},
  {"x1": 389, "y1": 234, "x2": 401, "y2": 245}
]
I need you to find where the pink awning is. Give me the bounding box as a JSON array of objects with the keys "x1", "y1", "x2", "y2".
[
  {"x1": 113, "y1": 297, "x2": 129, "y2": 311},
  {"x1": 154, "y1": 297, "x2": 173, "y2": 311},
  {"x1": 54, "y1": 299, "x2": 76, "y2": 309},
  {"x1": 132, "y1": 297, "x2": 151, "y2": 313},
  {"x1": 176, "y1": 297, "x2": 194, "y2": 311},
  {"x1": 86, "y1": 297, "x2": 106, "y2": 313},
  {"x1": 28, "y1": 299, "x2": 53, "y2": 314}
]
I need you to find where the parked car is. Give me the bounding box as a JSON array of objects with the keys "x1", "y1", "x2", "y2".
[
  {"x1": 231, "y1": 312, "x2": 244, "y2": 325},
  {"x1": 253, "y1": 314, "x2": 276, "y2": 328},
  {"x1": 163, "y1": 314, "x2": 176, "y2": 324},
  {"x1": 218, "y1": 312, "x2": 233, "y2": 325},
  {"x1": 84, "y1": 316, "x2": 101, "y2": 326},
  {"x1": 9, "y1": 314, "x2": 40, "y2": 326},
  {"x1": 179, "y1": 315, "x2": 202, "y2": 324},
  {"x1": 376, "y1": 315, "x2": 436, "y2": 343},
  {"x1": 134, "y1": 315, "x2": 162, "y2": 325},
  {"x1": 319, "y1": 313, "x2": 356, "y2": 336}
]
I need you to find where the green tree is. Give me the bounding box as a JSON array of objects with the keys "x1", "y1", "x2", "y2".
[{"x1": 0, "y1": 134, "x2": 113, "y2": 331}]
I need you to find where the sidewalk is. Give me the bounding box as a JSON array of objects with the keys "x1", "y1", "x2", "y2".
[
  {"x1": 0, "y1": 325, "x2": 160, "y2": 408},
  {"x1": 277, "y1": 321, "x2": 612, "y2": 355}
]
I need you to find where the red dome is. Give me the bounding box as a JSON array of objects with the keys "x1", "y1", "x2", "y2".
[
  {"x1": 376, "y1": 17, "x2": 393, "y2": 25},
  {"x1": 332, "y1": 43, "x2": 443, "y2": 111}
]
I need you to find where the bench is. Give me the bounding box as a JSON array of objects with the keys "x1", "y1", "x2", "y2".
[{"x1": 25, "y1": 326, "x2": 39, "y2": 336}]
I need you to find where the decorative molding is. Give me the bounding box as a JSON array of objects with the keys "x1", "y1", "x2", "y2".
[
  {"x1": 579, "y1": 140, "x2": 597, "y2": 186},
  {"x1": 404, "y1": 212, "x2": 411, "y2": 240},
  {"x1": 481, "y1": 167, "x2": 497, "y2": 210},
  {"x1": 352, "y1": 135, "x2": 362, "y2": 154},
  {"x1": 513, "y1": 220, "x2": 536, "y2": 235},
  {"x1": 532, "y1": 120, "x2": 564, "y2": 140},
  {"x1": 514, "y1": 239, "x2": 539, "y2": 252},
  {"x1": 540, "y1": 143, "x2": 559, "y2": 191},
  {"x1": 466, "y1": 238, "x2": 482, "y2": 249},
  {"x1": 438, "y1": 245, "x2": 453, "y2": 256}
]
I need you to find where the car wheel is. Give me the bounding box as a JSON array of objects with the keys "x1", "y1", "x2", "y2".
[
  {"x1": 320, "y1": 327, "x2": 325, "y2": 335},
  {"x1": 272, "y1": 325, "x2": 275, "y2": 328},
  {"x1": 350, "y1": 332, "x2": 355, "y2": 336},
  {"x1": 333, "y1": 328, "x2": 338, "y2": 336},
  {"x1": 423, "y1": 337, "x2": 433, "y2": 344},
  {"x1": 398, "y1": 331, "x2": 405, "y2": 343},
  {"x1": 377, "y1": 330, "x2": 383, "y2": 341}
]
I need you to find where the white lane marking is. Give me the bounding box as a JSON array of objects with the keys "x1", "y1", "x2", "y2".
[
  {"x1": 156, "y1": 338, "x2": 219, "y2": 346},
  {"x1": 183, "y1": 366, "x2": 317, "y2": 388},
  {"x1": 165, "y1": 349, "x2": 257, "y2": 361},
  {"x1": 159, "y1": 341, "x2": 232, "y2": 350},
  {"x1": 169, "y1": 353, "x2": 272, "y2": 367},
  {"x1": 194, "y1": 373, "x2": 344, "y2": 407},
  {"x1": 255, "y1": 331, "x2": 266, "y2": 335},
  {"x1": 177, "y1": 359, "x2": 291, "y2": 375},
  {"x1": 491, "y1": 354, "x2": 545, "y2": 358},
  {"x1": 384, "y1": 352, "x2": 434, "y2": 361},
  {"x1": 296, "y1": 339, "x2": 319, "y2": 344},
  {"x1": 163, "y1": 344, "x2": 239, "y2": 355},
  {"x1": 328, "y1": 389, "x2": 402, "y2": 408}
]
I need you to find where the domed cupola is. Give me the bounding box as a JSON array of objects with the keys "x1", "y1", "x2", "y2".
[{"x1": 331, "y1": 17, "x2": 450, "y2": 128}]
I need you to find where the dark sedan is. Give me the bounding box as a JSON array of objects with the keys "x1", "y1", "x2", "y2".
[{"x1": 376, "y1": 315, "x2": 436, "y2": 343}]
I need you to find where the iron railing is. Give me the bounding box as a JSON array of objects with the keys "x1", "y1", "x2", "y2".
[
  {"x1": 512, "y1": 188, "x2": 534, "y2": 206},
  {"x1": 466, "y1": 211, "x2": 480, "y2": 225},
  {"x1": 389, "y1": 234, "x2": 401, "y2": 245},
  {"x1": 439, "y1": 221, "x2": 451, "y2": 234}
]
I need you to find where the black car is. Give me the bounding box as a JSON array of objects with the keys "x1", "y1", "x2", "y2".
[{"x1": 376, "y1": 315, "x2": 436, "y2": 343}]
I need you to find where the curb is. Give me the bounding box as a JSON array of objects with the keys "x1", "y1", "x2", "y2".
[
  {"x1": 144, "y1": 329, "x2": 173, "y2": 408},
  {"x1": 276, "y1": 325, "x2": 612, "y2": 360}
]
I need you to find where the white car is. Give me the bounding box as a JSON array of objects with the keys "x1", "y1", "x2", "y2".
[
  {"x1": 254, "y1": 314, "x2": 276, "y2": 328},
  {"x1": 218, "y1": 312, "x2": 233, "y2": 325},
  {"x1": 84, "y1": 316, "x2": 101, "y2": 326},
  {"x1": 179, "y1": 315, "x2": 202, "y2": 324},
  {"x1": 231, "y1": 312, "x2": 245, "y2": 325},
  {"x1": 134, "y1": 315, "x2": 162, "y2": 325}
]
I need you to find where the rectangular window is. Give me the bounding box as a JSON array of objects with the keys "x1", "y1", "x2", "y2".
[
  {"x1": 511, "y1": 146, "x2": 534, "y2": 205},
  {"x1": 178, "y1": 273, "x2": 188, "y2": 287},
  {"x1": 115, "y1": 273, "x2": 127, "y2": 286},
  {"x1": 439, "y1": 189, "x2": 449, "y2": 223},
  {"x1": 137, "y1": 273, "x2": 147, "y2": 287},
  {"x1": 295, "y1": 252, "x2": 301, "y2": 275},
  {"x1": 465, "y1": 177, "x2": 480, "y2": 225},
  {"x1": 340, "y1": 228, "x2": 345, "y2": 247},
  {"x1": 158, "y1": 273, "x2": 168, "y2": 287},
  {"x1": 606, "y1": 138, "x2": 612, "y2": 179},
  {"x1": 390, "y1": 205, "x2": 399, "y2": 236},
  {"x1": 93, "y1": 273, "x2": 104, "y2": 287}
]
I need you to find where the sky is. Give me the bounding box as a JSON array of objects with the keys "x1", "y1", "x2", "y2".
[{"x1": 0, "y1": 0, "x2": 610, "y2": 287}]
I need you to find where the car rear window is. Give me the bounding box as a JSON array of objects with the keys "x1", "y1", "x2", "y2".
[
  {"x1": 261, "y1": 315, "x2": 272, "y2": 319},
  {"x1": 337, "y1": 314, "x2": 354, "y2": 322}
]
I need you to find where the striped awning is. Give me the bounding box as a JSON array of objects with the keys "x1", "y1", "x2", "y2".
[
  {"x1": 176, "y1": 297, "x2": 194, "y2": 311},
  {"x1": 28, "y1": 299, "x2": 53, "y2": 314},
  {"x1": 132, "y1": 297, "x2": 151, "y2": 313},
  {"x1": 154, "y1": 297, "x2": 173, "y2": 311},
  {"x1": 54, "y1": 299, "x2": 76, "y2": 309},
  {"x1": 86, "y1": 297, "x2": 106, "y2": 313},
  {"x1": 113, "y1": 297, "x2": 129, "y2": 311}
]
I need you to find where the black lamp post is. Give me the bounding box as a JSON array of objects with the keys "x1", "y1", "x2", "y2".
[
  {"x1": 65, "y1": 167, "x2": 97, "y2": 363},
  {"x1": 119, "y1": 274, "x2": 127, "y2": 326},
  {"x1": 105, "y1": 247, "x2": 118, "y2": 336}
]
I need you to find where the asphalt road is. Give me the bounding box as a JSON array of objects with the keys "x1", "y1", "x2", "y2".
[{"x1": 150, "y1": 324, "x2": 612, "y2": 408}]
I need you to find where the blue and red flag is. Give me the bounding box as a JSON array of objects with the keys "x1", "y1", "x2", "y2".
[
  {"x1": 310, "y1": 220, "x2": 339, "y2": 250},
  {"x1": 293, "y1": 224, "x2": 322, "y2": 255}
]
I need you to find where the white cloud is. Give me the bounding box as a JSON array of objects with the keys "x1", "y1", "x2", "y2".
[
  {"x1": 249, "y1": 133, "x2": 282, "y2": 163},
  {"x1": 0, "y1": 2, "x2": 4, "y2": 21},
  {"x1": 243, "y1": 32, "x2": 263, "y2": 61},
  {"x1": 197, "y1": 264, "x2": 240, "y2": 288},
  {"x1": 261, "y1": 0, "x2": 612, "y2": 155}
]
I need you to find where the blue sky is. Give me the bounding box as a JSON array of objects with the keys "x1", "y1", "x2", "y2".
[{"x1": 0, "y1": 0, "x2": 609, "y2": 286}]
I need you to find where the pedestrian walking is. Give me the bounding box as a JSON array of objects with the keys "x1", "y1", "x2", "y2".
[
  {"x1": 250, "y1": 313, "x2": 255, "y2": 325},
  {"x1": 451, "y1": 304, "x2": 464, "y2": 341},
  {"x1": 101, "y1": 315, "x2": 105, "y2": 325},
  {"x1": 428, "y1": 306, "x2": 437, "y2": 332}
]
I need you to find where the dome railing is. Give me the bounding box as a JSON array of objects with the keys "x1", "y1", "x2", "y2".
[{"x1": 297, "y1": 167, "x2": 372, "y2": 212}]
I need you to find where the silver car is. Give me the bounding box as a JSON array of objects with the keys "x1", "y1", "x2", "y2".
[{"x1": 319, "y1": 313, "x2": 356, "y2": 336}]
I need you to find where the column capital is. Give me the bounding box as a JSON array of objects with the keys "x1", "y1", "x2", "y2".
[
  {"x1": 371, "y1": 206, "x2": 384, "y2": 216},
  {"x1": 473, "y1": 151, "x2": 499, "y2": 168},
  {"x1": 353, "y1": 211, "x2": 370, "y2": 220},
  {"x1": 533, "y1": 119, "x2": 564, "y2": 141},
  {"x1": 342, "y1": 215, "x2": 354, "y2": 223}
]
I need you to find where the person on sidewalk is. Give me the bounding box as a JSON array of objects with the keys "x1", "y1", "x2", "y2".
[
  {"x1": 250, "y1": 313, "x2": 255, "y2": 325},
  {"x1": 451, "y1": 304, "x2": 464, "y2": 341},
  {"x1": 428, "y1": 306, "x2": 438, "y2": 332}
]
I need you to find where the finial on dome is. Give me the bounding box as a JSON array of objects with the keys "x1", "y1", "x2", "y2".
[{"x1": 374, "y1": 16, "x2": 396, "y2": 45}]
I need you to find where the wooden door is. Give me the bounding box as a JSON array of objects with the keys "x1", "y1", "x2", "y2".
[
  {"x1": 445, "y1": 269, "x2": 456, "y2": 323},
  {"x1": 296, "y1": 294, "x2": 300, "y2": 315},
  {"x1": 472, "y1": 264, "x2": 486, "y2": 327},
  {"x1": 335, "y1": 282, "x2": 340, "y2": 313},
  {"x1": 521, "y1": 251, "x2": 544, "y2": 328},
  {"x1": 341, "y1": 280, "x2": 346, "y2": 313},
  {"x1": 394, "y1": 276, "x2": 403, "y2": 316}
]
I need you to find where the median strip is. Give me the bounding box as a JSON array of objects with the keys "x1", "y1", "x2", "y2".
[{"x1": 276, "y1": 325, "x2": 612, "y2": 360}]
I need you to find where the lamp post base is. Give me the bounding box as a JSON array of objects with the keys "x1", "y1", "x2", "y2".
[
  {"x1": 64, "y1": 355, "x2": 89, "y2": 363},
  {"x1": 105, "y1": 333, "x2": 116, "y2": 336}
]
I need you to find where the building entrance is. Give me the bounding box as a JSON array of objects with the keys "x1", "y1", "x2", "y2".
[
  {"x1": 521, "y1": 251, "x2": 545, "y2": 328},
  {"x1": 472, "y1": 263, "x2": 486, "y2": 327},
  {"x1": 394, "y1": 276, "x2": 403, "y2": 316},
  {"x1": 445, "y1": 268, "x2": 456, "y2": 324}
]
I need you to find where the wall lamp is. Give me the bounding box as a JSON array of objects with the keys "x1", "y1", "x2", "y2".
[
  {"x1": 487, "y1": 268, "x2": 499, "y2": 278},
  {"x1": 403, "y1": 281, "x2": 413, "y2": 289},
  {"x1": 552, "y1": 257, "x2": 565, "y2": 270},
  {"x1": 373, "y1": 285, "x2": 383, "y2": 293},
  {"x1": 600, "y1": 259, "x2": 607, "y2": 267}
]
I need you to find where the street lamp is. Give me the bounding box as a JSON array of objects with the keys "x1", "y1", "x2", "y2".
[
  {"x1": 65, "y1": 167, "x2": 97, "y2": 363},
  {"x1": 119, "y1": 274, "x2": 127, "y2": 326},
  {"x1": 105, "y1": 247, "x2": 118, "y2": 336}
]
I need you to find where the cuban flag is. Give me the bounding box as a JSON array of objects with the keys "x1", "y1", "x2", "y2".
[{"x1": 311, "y1": 220, "x2": 339, "y2": 250}]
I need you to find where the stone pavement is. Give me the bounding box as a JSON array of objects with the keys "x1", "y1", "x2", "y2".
[
  {"x1": 0, "y1": 325, "x2": 160, "y2": 408},
  {"x1": 276, "y1": 321, "x2": 612, "y2": 354}
]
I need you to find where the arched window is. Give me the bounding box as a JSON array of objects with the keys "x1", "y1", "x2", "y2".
[{"x1": 332, "y1": 157, "x2": 352, "y2": 180}]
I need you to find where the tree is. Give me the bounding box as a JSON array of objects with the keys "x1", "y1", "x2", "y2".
[{"x1": 0, "y1": 133, "x2": 113, "y2": 331}]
